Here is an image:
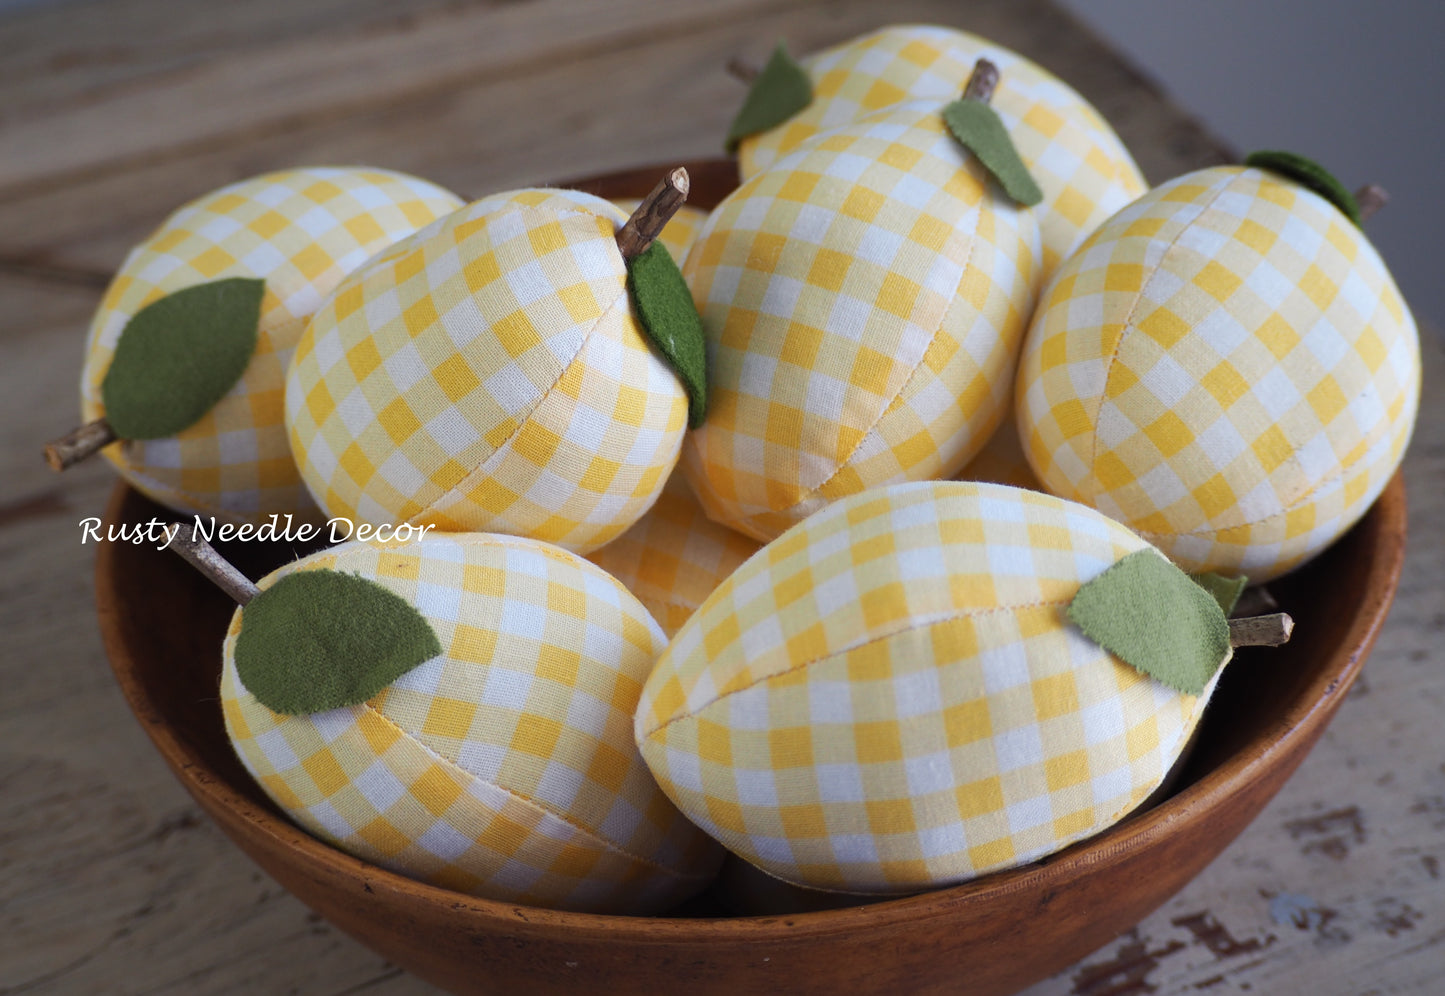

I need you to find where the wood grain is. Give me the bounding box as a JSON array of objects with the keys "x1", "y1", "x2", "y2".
[{"x1": 0, "y1": 1, "x2": 1439, "y2": 993}]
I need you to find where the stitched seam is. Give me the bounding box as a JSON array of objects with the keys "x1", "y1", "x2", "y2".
[
  {"x1": 642, "y1": 599, "x2": 1073, "y2": 741},
  {"x1": 778, "y1": 224, "x2": 982, "y2": 520},
  {"x1": 358, "y1": 702, "x2": 704, "y2": 881},
  {"x1": 1085, "y1": 174, "x2": 1238, "y2": 501},
  {"x1": 415, "y1": 267, "x2": 631, "y2": 519},
  {"x1": 1132, "y1": 376, "x2": 1410, "y2": 539}
]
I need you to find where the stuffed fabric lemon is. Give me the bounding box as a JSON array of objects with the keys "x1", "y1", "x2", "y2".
[
  {"x1": 587, "y1": 473, "x2": 761, "y2": 637},
  {"x1": 610, "y1": 199, "x2": 709, "y2": 265},
  {"x1": 286, "y1": 184, "x2": 698, "y2": 554},
  {"x1": 70, "y1": 168, "x2": 463, "y2": 523},
  {"x1": 219, "y1": 532, "x2": 722, "y2": 914},
  {"x1": 732, "y1": 24, "x2": 1148, "y2": 275},
  {"x1": 636, "y1": 480, "x2": 1236, "y2": 894},
  {"x1": 1017, "y1": 160, "x2": 1420, "y2": 581},
  {"x1": 684, "y1": 102, "x2": 1041, "y2": 543}
]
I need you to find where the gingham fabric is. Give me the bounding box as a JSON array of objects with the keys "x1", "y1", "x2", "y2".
[
  {"x1": 683, "y1": 105, "x2": 1040, "y2": 542},
  {"x1": 954, "y1": 403, "x2": 1043, "y2": 492},
  {"x1": 586, "y1": 471, "x2": 762, "y2": 637},
  {"x1": 609, "y1": 200, "x2": 710, "y2": 266},
  {"x1": 286, "y1": 188, "x2": 689, "y2": 555},
  {"x1": 636, "y1": 481, "x2": 1217, "y2": 893},
  {"x1": 1017, "y1": 166, "x2": 1420, "y2": 581},
  {"x1": 221, "y1": 533, "x2": 722, "y2": 913},
  {"x1": 736, "y1": 24, "x2": 1148, "y2": 275},
  {"x1": 81, "y1": 167, "x2": 464, "y2": 524}
]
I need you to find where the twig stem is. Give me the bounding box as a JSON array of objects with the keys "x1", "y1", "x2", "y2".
[
  {"x1": 168, "y1": 521, "x2": 258, "y2": 606},
  {"x1": 1355, "y1": 184, "x2": 1389, "y2": 222},
  {"x1": 962, "y1": 58, "x2": 999, "y2": 104},
  {"x1": 727, "y1": 56, "x2": 759, "y2": 84},
  {"x1": 45, "y1": 418, "x2": 117, "y2": 471},
  {"x1": 615, "y1": 167, "x2": 690, "y2": 260},
  {"x1": 1229, "y1": 613, "x2": 1293, "y2": 648}
]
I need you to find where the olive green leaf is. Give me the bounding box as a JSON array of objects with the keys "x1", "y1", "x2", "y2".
[
  {"x1": 1245, "y1": 150, "x2": 1362, "y2": 228},
  {"x1": 725, "y1": 41, "x2": 813, "y2": 152},
  {"x1": 1068, "y1": 549, "x2": 1231, "y2": 696},
  {"x1": 626, "y1": 240, "x2": 708, "y2": 429},
  {"x1": 235, "y1": 568, "x2": 443, "y2": 716},
  {"x1": 942, "y1": 98, "x2": 1044, "y2": 206},
  {"x1": 101, "y1": 277, "x2": 265, "y2": 439},
  {"x1": 1189, "y1": 571, "x2": 1249, "y2": 616}
]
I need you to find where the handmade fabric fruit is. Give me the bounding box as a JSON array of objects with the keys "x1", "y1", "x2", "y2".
[
  {"x1": 49, "y1": 167, "x2": 464, "y2": 523},
  {"x1": 286, "y1": 173, "x2": 706, "y2": 554},
  {"x1": 728, "y1": 24, "x2": 1148, "y2": 274},
  {"x1": 174, "y1": 528, "x2": 722, "y2": 914},
  {"x1": 635, "y1": 480, "x2": 1285, "y2": 894},
  {"x1": 1016, "y1": 154, "x2": 1421, "y2": 581},
  {"x1": 684, "y1": 65, "x2": 1041, "y2": 542},
  {"x1": 586, "y1": 473, "x2": 761, "y2": 637}
]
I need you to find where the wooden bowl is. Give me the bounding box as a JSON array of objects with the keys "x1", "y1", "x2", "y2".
[{"x1": 97, "y1": 160, "x2": 1408, "y2": 996}]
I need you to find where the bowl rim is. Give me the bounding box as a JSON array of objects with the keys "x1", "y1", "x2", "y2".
[{"x1": 97, "y1": 471, "x2": 1407, "y2": 940}]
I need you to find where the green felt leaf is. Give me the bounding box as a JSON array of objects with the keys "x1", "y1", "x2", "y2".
[
  {"x1": 725, "y1": 41, "x2": 813, "y2": 152},
  {"x1": 942, "y1": 99, "x2": 1044, "y2": 207},
  {"x1": 626, "y1": 240, "x2": 708, "y2": 429},
  {"x1": 1068, "y1": 549, "x2": 1231, "y2": 696},
  {"x1": 1189, "y1": 571, "x2": 1248, "y2": 616},
  {"x1": 1245, "y1": 150, "x2": 1362, "y2": 228},
  {"x1": 234, "y1": 568, "x2": 442, "y2": 716},
  {"x1": 101, "y1": 277, "x2": 265, "y2": 439}
]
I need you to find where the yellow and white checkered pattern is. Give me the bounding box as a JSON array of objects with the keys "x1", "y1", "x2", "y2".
[
  {"x1": 286, "y1": 188, "x2": 689, "y2": 555},
  {"x1": 683, "y1": 106, "x2": 1040, "y2": 542},
  {"x1": 1017, "y1": 166, "x2": 1420, "y2": 581},
  {"x1": 221, "y1": 533, "x2": 722, "y2": 913},
  {"x1": 610, "y1": 199, "x2": 710, "y2": 266},
  {"x1": 636, "y1": 480, "x2": 1214, "y2": 893},
  {"x1": 82, "y1": 167, "x2": 464, "y2": 524},
  {"x1": 587, "y1": 472, "x2": 762, "y2": 637},
  {"x1": 737, "y1": 24, "x2": 1148, "y2": 275}
]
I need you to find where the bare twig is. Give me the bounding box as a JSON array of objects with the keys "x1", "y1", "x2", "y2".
[
  {"x1": 167, "y1": 521, "x2": 258, "y2": 606},
  {"x1": 1355, "y1": 184, "x2": 1389, "y2": 222},
  {"x1": 615, "y1": 167, "x2": 690, "y2": 260},
  {"x1": 1229, "y1": 613, "x2": 1294, "y2": 648},
  {"x1": 727, "y1": 56, "x2": 759, "y2": 84},
  {"x1": 44, "y1": 418, "x2": 117, "y2": 471},
  {"x1": 962, "y1": 58, "x2": 1000, "y2": 104}
]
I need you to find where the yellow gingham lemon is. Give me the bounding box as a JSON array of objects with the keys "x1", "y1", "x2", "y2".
[
  {"x1": 1017, "y1": 166, "x2": 1421, "y2": 581},
  {"x1": 609, "y1": 199, "x2": 710, "y2": 265},
  {"x1": 683, "y1": 104, "x2": 1041, "y2": 542},
  {"x1": 636, "y1": 480, "x2": 1218, "y2": 894},
  {"x1": 286, "y1": 188, "x2": 689, "y2": 555},
  {"x1": 221, "y1": 533, "x2": 723, "y2": 913},
  {"x1": 81, "y1": 167, "x2": 464, "y2": 523},
  {"x1": 737, "y1": 24, "x2": 1148, "y2": 275},
  {"x1": 587, "y1": 472, "x2": 762, "y2": 638}
]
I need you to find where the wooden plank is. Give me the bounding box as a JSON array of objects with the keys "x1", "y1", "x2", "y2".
[
  {"x1": 0, "y1": 0, "x2": 1229, "y2": 283},
  {"x1": 0, "y1": 0, "x2": 832, "y2": 200}
]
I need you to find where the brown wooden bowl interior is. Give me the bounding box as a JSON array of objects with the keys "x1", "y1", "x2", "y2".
[{"x1": 97, "y1": 159, "x2": 1408, "y2": 996}]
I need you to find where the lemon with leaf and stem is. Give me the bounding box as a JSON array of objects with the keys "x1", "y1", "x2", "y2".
[
  {"x1": 1017, "y1": 151, "x2": 1419, "y2": 581},
  {"x1": 285, "y1": 170, "x2": 709, "y2": 555},
  {"x1": 168, "y1": 523, "x2": 722, "y2": 914},
  {"x1": 683, "y1": 59, "x2": 1043, "y2": 543},
  {"x1": 45, "y1": 168, "x2": 465, "y2": 524}
]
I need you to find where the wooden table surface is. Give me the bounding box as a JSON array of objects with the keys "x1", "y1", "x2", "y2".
[{"x1": 2, "y1": 1, "x2": 1441, "y2": 993}]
